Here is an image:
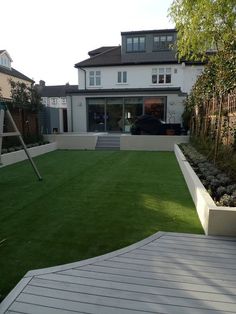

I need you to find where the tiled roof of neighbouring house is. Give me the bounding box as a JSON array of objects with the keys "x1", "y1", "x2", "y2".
[
  {"x1": 0, "y1": 65, "x2": 34, "y2": 83},
  {"x1": 37, "y1": 84, "x2": 78, "y2": 97},
  {"x1": 75, "y1": 46, "x2": 122, "y2": 68},
  {"x1": 88, "y1": 46, "x2": 117, "y2": 57}
]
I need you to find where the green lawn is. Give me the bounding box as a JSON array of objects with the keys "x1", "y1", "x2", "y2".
[{"x1": 0, "y1": 150, "x2": 203, "y2": 300}]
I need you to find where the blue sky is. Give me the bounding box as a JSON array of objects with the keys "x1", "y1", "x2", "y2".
[{"x1": 1, "y1": 0, "x2": 174, "y2": 85}]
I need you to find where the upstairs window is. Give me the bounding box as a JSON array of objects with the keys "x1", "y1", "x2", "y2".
[
  {"x1": 126, "y1": 36, "x2": 145, "y2": 52},
  {"x1": 117, "y1": 71, "x2": 127, "y2": 83},
  {"x1": 152, "y1": 68, "x2": 172, "y2": 84},
  {"x1": 61, "y1": 97, "x2": 67, "y2": 104},
  {"x1": 89, "y1": 71, "x2": 101, "y2": 86},
  {"x1": 51, "y1": 98, "x2": 57, "y2": 105},
  {"x1": 153, "y1": 35, "x2": 174, "y2": 50}
]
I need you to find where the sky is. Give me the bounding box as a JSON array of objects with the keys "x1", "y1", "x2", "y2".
[{"x1": 1, "y1": 0, "x2": 174, "y2": 86}]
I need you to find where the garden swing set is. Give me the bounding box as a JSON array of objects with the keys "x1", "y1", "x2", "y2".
[{"x1": 0, "y1": 101, "x2": 42, "y2": 180}]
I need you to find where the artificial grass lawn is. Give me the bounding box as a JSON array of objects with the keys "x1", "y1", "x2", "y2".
[{"x1": 0, "y1": 150, "x2": 203, "y2": 300}]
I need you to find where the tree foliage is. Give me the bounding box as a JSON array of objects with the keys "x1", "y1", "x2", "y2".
[
  {"x1": 169, "y1": 0, "x2": 236, "y2": 61},
  {"x1": 9, "y1": 80, "x2": 42, "y2": 112}
]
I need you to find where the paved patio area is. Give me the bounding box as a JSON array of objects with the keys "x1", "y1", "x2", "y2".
[{"x1": 1, "y1": 231, "x2": 236, "y2": 313}]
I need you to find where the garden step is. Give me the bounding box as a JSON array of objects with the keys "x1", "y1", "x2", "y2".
[{"x1": 96, "y1": 136, "x2": 120, "y2": 150}]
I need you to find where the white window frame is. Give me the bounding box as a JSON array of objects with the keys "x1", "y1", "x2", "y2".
[
  {"x1": 117, "y1": 71, "x2": 127, "y2": 84},
  {"x1": 152, "y1": 68, "x2": 172, "y2": 85},
  {"x1": 89, "y1": 70, "x2": 101, "y2": 86}
]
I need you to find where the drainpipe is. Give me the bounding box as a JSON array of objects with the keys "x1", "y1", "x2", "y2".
[
  {"x1": 79, "y1": 67, "x2": 87, "y2": 90},
  {"x1": 70, "y1": 95, "x2": 74, "y2": 132}
]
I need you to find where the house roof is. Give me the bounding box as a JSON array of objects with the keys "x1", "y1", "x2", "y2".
[
  {"x1": 37, "y1": 84, "x2": 78, "y2": 97},
  {"x1": 75, "y1": 46, "x2": 181, "y2": 68},
  {"x1": 75, "y1": 45, "x2": 204, "y2": 68},
  {"x1": 88, "y1": 46, "x2": 117, "y2": 57},
  {"x1": 75, "y1": 46, "x2": 122, "y2": 68},
  {"x1": 121, "y1": 28, "x2": 177, "y2": 35},
  {"x1": 75, "y1": 28, "x2": 205, "y2": 68},
  {"x1": 0, "y1": 65, "x2": 34, "y2": 83}
]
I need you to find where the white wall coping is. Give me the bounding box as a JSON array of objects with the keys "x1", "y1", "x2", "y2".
[
  {"x1": 174, "y1": 144, "x2": 236, "y2": 236},
  {"x1": 0, "y1": 142, "x2": 57, "y2": 167}
]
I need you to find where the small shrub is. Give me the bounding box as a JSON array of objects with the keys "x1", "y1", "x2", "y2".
[
  {"x1": 219, "y1": 194, "x2": 232, "y2": 206},
  {"x1": 216, "y1": 186, "x2": 227, "y2": 198},
  {"x1": 180, "y1": 143, "x2": 236, "y2": 207}
]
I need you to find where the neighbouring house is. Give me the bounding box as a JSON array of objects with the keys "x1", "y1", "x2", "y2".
[
  {"x1": 0, "y1": 49, "x2": 39, "y2": 138},
  {"x1": 67, "y1": 29, "x2": 204, "y2": 133},
  {"x1": 0, "y1": 50, "x2": 34, "y2": 100},
  {"x1": 36, "y1": 80, "x2": 77, "y2": 134}
]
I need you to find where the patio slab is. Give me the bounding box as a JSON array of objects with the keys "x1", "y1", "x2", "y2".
[{"x1": 1, "y1": 231, "x2": 236, "y2": 313}]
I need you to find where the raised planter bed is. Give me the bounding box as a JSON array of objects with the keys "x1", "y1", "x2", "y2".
[
  {"x1": 0, "y1": 142, "x2": 57, "y2": 167},
  {"x1": 175, "y1": 144, "x2": 236, "y2": 236}
]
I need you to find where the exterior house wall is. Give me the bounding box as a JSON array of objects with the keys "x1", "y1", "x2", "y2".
[
  {"x1": 78, "y1": 64, "x2": 203, "y2": 94},
  {"x1": 67, "y1": 92, "x2": 185, "y2": 133},
  {"x1": 0, "y1": 72, "x2": 32, "y2": 99},
  {"x1": 67, "y1": 95, "x2": 87, "y2": 132}
]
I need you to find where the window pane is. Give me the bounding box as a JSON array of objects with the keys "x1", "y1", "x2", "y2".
[
  {"x1": 166, "y1": 68, "x2": 171, "y2": 74},
  {"x1": 167, "y1": 36, "x2": 173, "y2": 41},
  {"x1": 133, "y1": 37, "x2": 139, "y2": 51},
  {"x1": 144, "y1": 97, "x2": 166, "y2": 120},
  {"x1": 160, "y1": 36, "x2": 166, "y2": 48},
  {"x1": 159, "y1": 74, "x2": 165, "y2": 83},
  {"x1": 124, "y1": 98, "x2": 143, "y2": 131},
  {"x1": 89, "y1": 77, "x2": 94, "y2": 86},
  {"x1": 123, "y1": 71, "x2": 127, "y2": 83},
  {"x1": 127, "y1": 38, "x2": 132, "y2": 52},
  {"x1": 88, "y1": 99, "x2": 105, "y2": 132},
  {"x1": 96, "y1": 76, "x2": 101, "y2": 85},
  {"x1": 153, "y1": 36, "x2": 160, "y2": 50},
  {"x1": 152, "y1": 75, "x2": 157, "y2": 84},
  {"x1": 159, "y1": 68, "x2": 164, "y2": 74},
  {"x1": 166, "y1": 74, "x2": 171, "y2": 83},
  {"x1": 89, "y1": 71, "x2": 94, "y2": 76},
  {"x1": 139, "y1": 37, "x2": 145, "y2": 51},
  {"x1": 152, "y1": 68, "x2": 157, "y2": 74},
  {"x1": 96, "y1": 71, "x2": 101, "y2": 76},
  {"x1": 117, "y1": 71, "x2": 122, "y2": 83}
]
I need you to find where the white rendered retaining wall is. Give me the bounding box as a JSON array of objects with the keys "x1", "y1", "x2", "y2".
[
  {"x1": 175, "y1": 144, "x2": 236, "y2": 236},
  {"x1": 44, "y1": 133, "x2": 97, "y2": 150},
  {"x1": 0, "y1": 143, "x2": 57, "y2": 167},
  {"x1": 120, "y1": 135, "x2": 189, "y2": 151},
  {"x1": 45, "y1": 133, "x2": 189, "y2": 151}
]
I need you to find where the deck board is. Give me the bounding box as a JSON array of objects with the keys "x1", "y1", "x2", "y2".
[{"x1": 1, "y1": 232, "x2": 236, "y2": 314}]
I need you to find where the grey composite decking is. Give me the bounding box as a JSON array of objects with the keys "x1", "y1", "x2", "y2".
[{"x1": 1, "y1": 231, "x2": 236, "y2": 314}]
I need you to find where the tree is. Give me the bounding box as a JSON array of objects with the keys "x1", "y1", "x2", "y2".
[
  {"x1": 169, "y1": 0, "x2": 236, "y2": 163},
  {"x1": 8, "y1": 80, "x2": 42, "y2": 137},
  {"x1": 9, "y1": 80, "x2": 42, "y2": 112},
  {"x1": 169, "y1": 0, "x2": 236, "y2": 61}
]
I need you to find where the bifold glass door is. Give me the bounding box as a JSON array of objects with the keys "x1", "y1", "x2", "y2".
[
  {"x1": 87, "y1": 97, "x2": 144, "y2": 132},
  {"x1": 87, "y1": 99, "x2": 105, "y2": 132},
  {"x1": 106, "y1": 98, "x2": 123, "y2": 132}
]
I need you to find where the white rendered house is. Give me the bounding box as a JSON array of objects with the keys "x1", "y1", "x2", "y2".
[
  {"x1": 35, "y1": 80, "x2": 77, "y2": 134},
  {"x1": 67, "y1": 29, "x2": 204, "y2": 133}
]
